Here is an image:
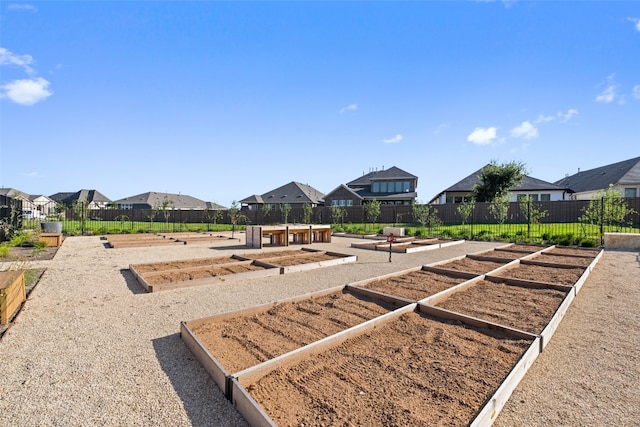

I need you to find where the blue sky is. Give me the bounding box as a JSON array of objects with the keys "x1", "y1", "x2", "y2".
[{"x1": 1, "y1": 1, "x2": 639, "y2": 207}]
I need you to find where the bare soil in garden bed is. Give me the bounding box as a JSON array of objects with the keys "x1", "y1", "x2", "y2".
[
  {"x1": 131, "y1": 256, "x2": 243, "y2": 273},
  {"x1": 476, "y1": 249, "x2": 523, "y2": 259},
  {"x1": 245, "y1": 311, "x2": 533, "y2": 426},
  {"x1": 494, "y1": 263, "x2": 585, "y2": 285},
  {"x1": 546, "y1": 246, "x2": 599, "y2": 257},
  {"x1": 190, "y1": 289, "x2": 401, "y2": 374},
  {"x1": 435, "y1": 280, "x2": 568, "y2": 334},
  {"x1": 358, "y1": 269, "x2": 467, "y2": 301},
  {"x1": 144, "y1": 262, "x2": 266, "y2": 285},
  {"x1": 438, "y1": 257, "x2": 508, "y2": 274},
  {"x1": 530, "y1": 253, "x2": 594, "y2": 267},
  {"x1": 0, "y1": 245, "x2": 59, "y2": 262},
  {"x1": 266, "y1": 252, "x2": 338, "y2": 266}
]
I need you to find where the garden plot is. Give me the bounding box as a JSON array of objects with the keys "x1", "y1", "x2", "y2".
[
  {"x1": 105, "y1": 234, "x2": 185, "y2": 248},
  {"x1": 492, "y1": 261, "x2": 585, "y2": 286},
  {"x1": 349, "y1": 267, "x2": 476, "y2": 301},
  {"x1": 430, "y1": 255, "x2": 512, "y2": 275},
  {"x1": 351, "y1": 237, "x2": 463, "y2": 253},
  {"x1": 181, "y1": 285, "x2": 409, "y2": 394},
  {"x1": 426, "y1": 277, "x2": 572, "y2": 350},
  {"x1": 230, "y1": 307, "x2": 539, "y2": 427},
  {"x1": 130, "y1": 249, "x2": 357, "y2": 292}
]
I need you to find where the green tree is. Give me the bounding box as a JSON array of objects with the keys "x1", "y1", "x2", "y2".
[
  {"x1": 519, "y1": 196, "x2": 548, "y2": 239},
  {"x1": 281, "y1": 203, "x2": 292, "y2": 224},
  {"x1": 472, "y1": 161, "x2": 527, "y2": 202},
  {"x1": 157, "y1": 195, "x2": 174, "y2": 232},
  {"x1": 488, "y1": 194, "x2": 510, "y2": 234},
  {"x1": 456, "y1": 199, "x2": 475, "y2": 226},
  {"x1": 261, "y1": 203, "x2": 271, "y2": 225},
  {"x1": 302, "y1": 203, "x2": 313, "y2": 224},
  {"x1": 412, "y1": 202, "x2": 442, "y2": 235},
  {"x1": 72, "y1": 199, "x2": 89, "y2": 235},
  {"x1": 580, "y1": 185, "x2": 637, "y2": 239},
  {"x1": 364, "y1": 199, "x2": 381, "y2": 231},
  {"x1": 330, "y1": 205, "x2": 347, "y2": 227}
]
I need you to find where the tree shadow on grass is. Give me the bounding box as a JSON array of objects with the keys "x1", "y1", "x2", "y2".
[{"x1": 151, "y1": 333, "x2": 249, "y2": 427}]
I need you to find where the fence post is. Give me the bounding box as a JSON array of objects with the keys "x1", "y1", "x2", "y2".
[{"x1": 599, "y1": 197, "x2": 605, "y2": 246}]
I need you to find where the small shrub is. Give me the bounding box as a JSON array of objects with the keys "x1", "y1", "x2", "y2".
[
  {"x1": 579, "y1": 238, "x2": 597, "y2": 247},
  {"x1": 0, "y1": 243, "x2": 11, "y2": 258}
]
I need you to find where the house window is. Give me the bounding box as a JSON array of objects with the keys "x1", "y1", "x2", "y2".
[
  {"x1": 380, "y1": 182, "x2": 387, "y2": 192},
  {"x1": 372, "y1": 182, "x2": 380, "y2": 193},
  {"x1": 347, "y1": 200, "x2": 353, "y2": 206},
  {"x1": 540, "y1": 194, "x2": 551, "y2": 201},
  {"x1": 403, "y1": 181, "x2": 410, "y2": 192},
  {"x1": 625, "y1": 188, "x2": 637, "y2": 198},
  {"x1": 339, "y1": 200, "x2": 345, "y2": 206}
]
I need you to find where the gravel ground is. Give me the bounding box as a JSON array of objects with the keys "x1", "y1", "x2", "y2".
[{"x1": 0, "y1": 235, "x2": 637, "y2": 426}]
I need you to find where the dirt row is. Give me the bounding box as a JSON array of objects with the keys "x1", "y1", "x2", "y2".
[
  {"x1": 190, "y1": 290, "x2": 401, "y2": 373},
  {"x1": 245, "y1": 311, "x2": 533, "y2": 426}
]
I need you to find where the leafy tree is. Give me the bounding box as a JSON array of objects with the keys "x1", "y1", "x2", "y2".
[
  {"x1": 261, "y1": 203, "x2": 271, "y2": 225},
  {"x1": 330, "y1": 205, "x2": 347, "y2": 226},
  {"x1": 580, "y1": 184, "x2": 637, "y2": 233},
  {"x1": 519, "y1": 195, "x2": 548, "y2": 225},
  {"x1": 488, "y1": 194, "x2": 510, "y2": 233},
  {"x1": 412, "y1": 202, "x2": 442, "y2": 233},
  {"x1": 364, "y1": 199, "x2": 381, "y2": 231},
  {"x1": 281, "y1": 203, "x2": 292, "y2": 224},
  {"x1": 72, "y1": 199, "x2": 89, "y2": 235},
  {"x1": 456, "y1": 199, "x2": 475, "y2": 226},
  {"x1": 302, "y1": 203, "x2": 313, "y2": 224},
  {"x1": 157, "y1": 195, "x2": 174, "y2": 232},
  {"x1": 472, "y1": 160, "x2": 527, "y2": 202}
]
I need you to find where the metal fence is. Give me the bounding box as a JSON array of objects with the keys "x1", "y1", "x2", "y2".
[{"x1": 3, "y1": 197, "x2": 639, "y2": 245}]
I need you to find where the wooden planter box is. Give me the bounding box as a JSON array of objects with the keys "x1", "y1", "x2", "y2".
[
  {"x1": 0, "y1": 271, "x2": 26, "y2": 324},
  {"x1": 39, "y1": 233, "x2": 63, "y2": 247}
]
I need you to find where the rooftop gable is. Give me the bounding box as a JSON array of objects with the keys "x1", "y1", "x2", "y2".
[{"x1": 554, "y1": 156, "x2": 640, "y2": 193}]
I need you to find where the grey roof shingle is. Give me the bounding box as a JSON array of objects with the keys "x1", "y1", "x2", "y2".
[
  {"x1": 347, "y1": 166, "x2": 417, "y2": 186},
  {"x1": 240, "y1": 182, "x2": 324, "y2": 205},
  {"x1": 554, "y1": 156, "x2": 640, "y2": 193}
]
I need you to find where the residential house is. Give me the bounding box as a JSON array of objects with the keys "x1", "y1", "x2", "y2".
[
  {"x1": 50, "y1": 189, "x2": 112, "y2": 210},
  {"x1": 324, "y1": 166, "x2": 418, "y2": 207},
  {"x1": 554, "y1": 156, "x2": 640, "y2": 199},
  {"x1": 240, "y1": 182, "x2": 325, "y2": 211},
  {"x1": 0, "y1": 187, "x2": 56, "y2": 215},
  {"x1": 429, "y1": 165, "x2": 571, "y2": 204},
  {"x1": 114, "y1": 192, "x2": 225, "y2": 210}
]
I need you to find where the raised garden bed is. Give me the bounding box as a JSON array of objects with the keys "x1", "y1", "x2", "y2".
[
  {"x1": 432, "y1": 256, "x2": 510, "y2": 275},
  {"x1": 350, "y1": 267, "x2": 474, "y2": 302},
  {"x1": 181, "y1": 285, "x2": 409, "y2": 394},
  {"x1": 493, "y1": 262, "x2": 585, "y2": 286},
  {"x1": 351, "y1": 237, "x2": 464, "y2": 253},
  {"x1": 0, "y1": 271, "x2": 26, "y2": 325},
  {"x1": 230, "y1": 307, "x2": 539, "y2": 426},
  {"x1": 130, "y1": 249, "x2": 357, "y2": 292}
]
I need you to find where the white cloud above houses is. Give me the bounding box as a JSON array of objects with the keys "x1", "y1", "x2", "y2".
[
  {"x1": 558, "y1": 108, "x2": 578, "y2": 122},
  {"x1": 595, "y1": 74, "x2": 618, "y2": 103},
  {"x1": 0, "y1": 47, "x2": 52, "y2": 105},
  {"x1": 467, "y1": 127, "x2": 497, "y2": 145},
  {"x1": 0, "y1": 47, "x2": 35, "y2": 74},
  {"x1": 339, "y1": 103, "x2": 357, "y2": 113},
  {"x1": 629, "y1": 17, "x2": 640, "y2": 32},
  {"x1": 534, "y1": 114, "x2": 554, "y2": 124},
  {"x1": 1, "y1": 77, "x2": 52, "y2": 105},
  {"x1": 382, "y1": 134, "x2": 403, "y2": 144},
  {"x1": 8, "y1": 3, "x2": 37, "y2": 12},
  {"x1": 510, "y1": 121, "x2": 538, "y2": 139}
]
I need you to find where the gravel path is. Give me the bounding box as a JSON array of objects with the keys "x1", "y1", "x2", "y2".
[{"x1": 0, "y1": 235, "x2": 637, "y2": 426}]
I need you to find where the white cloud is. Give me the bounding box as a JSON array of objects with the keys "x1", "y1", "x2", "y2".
[
  {"x1": 8, "y1": 3, "x2": 38, "y2": 12},
  {"x1": 467, "y1": 127, "x2": 497, "y2": 145},
  {"x1": 339, "y1": 103, "x2": 357, "y2": 113},
  {"x1": 0, "y1": 47, "x2": 35, "y2": 74},
  {"x1": 534, "y1": 114, "x2": 554, "y2": 124},
  {"x1": 629, "y1": 17, "x2": 640, "y2": 32},
  {"x1": 383, "y1": 134, "x2": 403, "y2": 144},
  {"x1": 596, "y1": 74, "x2": 618, "y2": 103},
  {"x1": 433, "y1": 123, "x2": 449, "y2": 134},
  {"x1": 633, "y1": 85, "x2": 640, "y2": 99},
  {"x1": 510, "y1": 121, "x2": 538, "y2": 139},
  {"x1": 558, "y1": 108, "x2": 578, "y2": 122},
  {"x1": 1, "y1": 77, "x2": 52, "y2": 105}
]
